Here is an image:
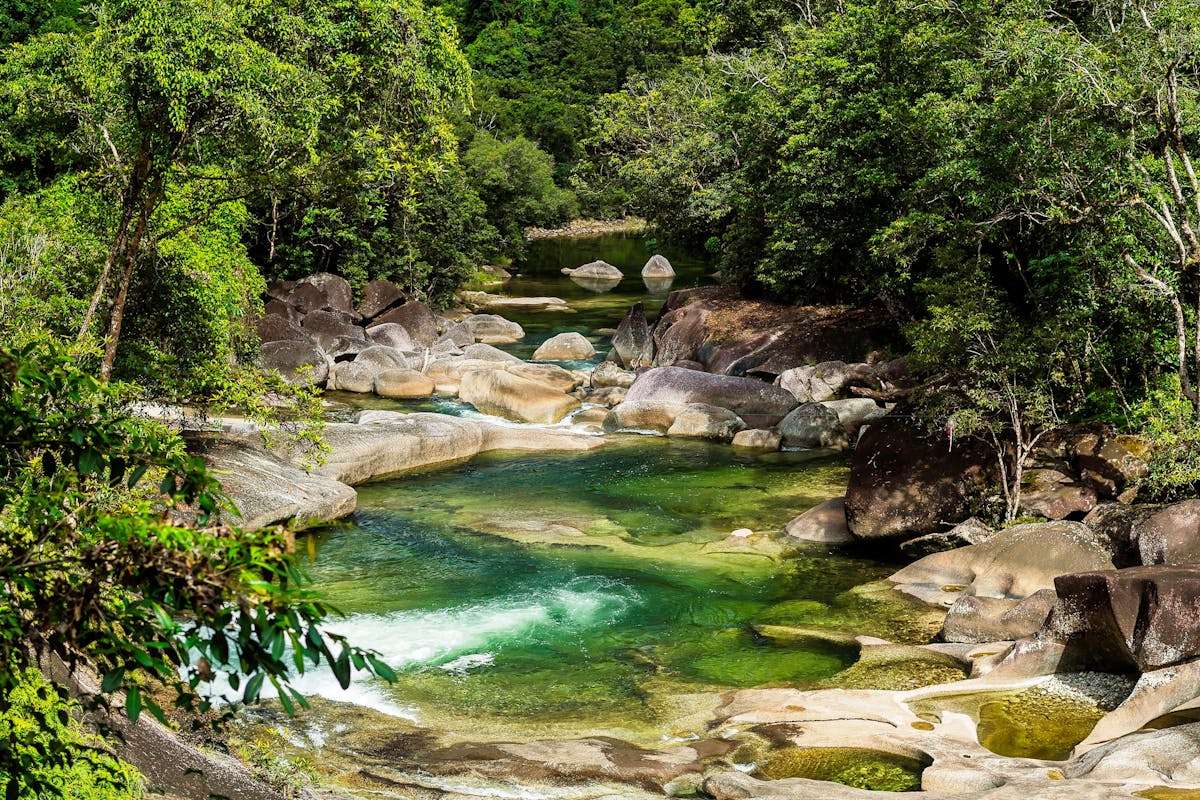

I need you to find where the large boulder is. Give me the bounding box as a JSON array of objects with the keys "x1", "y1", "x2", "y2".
[
  {"x1": 357, "y1": 279, "x2": 407, "y2": 320},
  {"x1": 297, "y1": 272, "x2": 354, "y2": 315},
  {"x1": 301, "y1": 309, "x2": 366, "y2": 352},
  {"x1": 1070, "y1": 431, "x2": 1149, "y2": 499},
  {"x1": 257, "y1": 340, "x2": 328, "y2": 387},
  {"x1": 366, "y1": 322, "x2": 416, "y2": 352},
  {"x1": 533, "y1": 332, "x2": 595, "y2": 361},
  {"x1": 459, "y1": 370, "x2": 580, "y2": 424},
  {"x1": 506, "y1": 362, "x2": 580, "y2": 394},
  {"x1": 328, "y1": 360, "x2": 377, "y2": 393},
  {"x1": 1131, "y1": 500, "x2": 1200, "y2": 566},
  {"x1": 822, "y1": 398, "x2": 889, "y2": 435},
  {"x1": 624, "y1": 366, "x2": 797, "y2": 428},
  {"x1": 370, "y1": 301, "x2": 439, "y2": 347},
  {"x1": 1012, "y1": 566, "x2": 1200, "y2": 675},
  {"x1": 567, "y1": 260, "x2": 623, "y2": 279},
  {"x1": 641, "y1": 254, "x2": 675, "y2": 278},
  {"x1": 666, "y1": 403, "x2": 746, "y2": 440},
  {"x1": 256, "y1": 313, "x2": 310, "y2": 344},
  {"x1": 844, "y1": 412, "x2": 996, "y2": 541},
  {"x1": 777, "y1": 360, "x2": 882, "y2": 403},
  {"x1": 463, "y1": 314, "x2": 525, "y2": 345},
  {"x1": 900, "y1": 517, "x2": 996, "y2": 559},
  {"x1": 1019, "y1": 466, "x2": 1098, "y2": 520},
  {"x1": 649, "y1": 286, "x2": 897, "y2": 379},
  {"x1": 602, "y1": 401, "x2": 688, "y2": 434},
  {"x1": 940, "y1": 590, "x2": 1058, "y2": 644},
  {"x1": 778, "y1": 403, "x2": 848, "y2": 449},
  {"x1": 203, "y1": 437, "x2": 355, "y2": 531},
  {"x1": 888, "y1": 521, "x2": 1114, "y2": 608},
  {"x1": 784, "y1": 497, "x2": 853, "y2": 544},
  {"x1": 375, "y1": 369, "x2": 435, "y2": 399},
  {"x1": 462, "y1": 342, "x2": 523, "y2": 363},
  {"x1": 610, "y1": 302, "x2": 655, "y2": 368},
  {"x1": 354, "y1": 345, "x2": 409, "y2": 372}
]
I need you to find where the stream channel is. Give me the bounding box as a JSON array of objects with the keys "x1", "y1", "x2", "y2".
[{"x1": 245, "y1": 234, "x2": 940, "y2": 795}]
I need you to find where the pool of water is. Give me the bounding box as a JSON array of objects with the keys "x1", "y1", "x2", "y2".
[
  {"x1": 293, "y1": 438, "x2": 925, "y2": 740},
  {"x1": 479, "y1": 233, "x2": 714, "y2": 359}
]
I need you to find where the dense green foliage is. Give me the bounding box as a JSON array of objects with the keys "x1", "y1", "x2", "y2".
[{"x1": 0, "y1": 340, "x2": 395, "y2": 798}]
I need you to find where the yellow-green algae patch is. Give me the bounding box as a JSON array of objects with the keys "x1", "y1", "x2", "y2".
[
  {"x1": 976, "y1": 686, "x2": 1105, "y2": 760},
  {"x1": 1135, "y1": 789, "x2": 1200, "y2": 800},
  {"x1": 756, "y1": 747, "x2": 925, "y2": 791}
]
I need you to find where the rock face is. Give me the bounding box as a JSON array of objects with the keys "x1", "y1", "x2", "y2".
[
  {"x1": 624, "y1": 366, "x2": 797, "y2": 428},
  {"x1": 889, "y1": 521, "x2": 1114, "y2": 608},
  {"x1": 665, "y1": 403, "x2": 746, "y2": 440},
  {"x1": 533, "y1": 332, "x2": 596, "y2": 361},
  {"x1": 459, "y1": 370, "x2": 580, "y2": 424},
  {"x1": 592, "y1": 361, "x2": 636, "y2": 389},
  {"x1": 257, "y1": 340, "x2": 328, "y2": 387},
  {"x1": 641, "y1": 254, "x2": 675, "y2": 277},
  {"x1": 784, "y1": 497, "x2": 853, "y2": 544},
  {"x1": 365, "y1": 322, "x2": 416, "y2": 352},
  {"x1": 844, "y1": 412, "x2": 996, "y2": 541},
  {"x1": 329, "y1": 360, "x2": 377, "y2": 393},
  {"x1": 822, "y1": 397, "x2": 889, "y2": 435},
  {"x1": 256, "y1": 313, "x2": 310, "y2": 345},
  {"x1": 649, "y1": 286, "x2": 897, "y2": 379},
  {"x1": 778, "y1": 403, "x2": 849, "y2": 450},
  {"x1": 1038, "y1": 566, "x2": 1200, "y2": 672},
  {"x1": 1131, "y1": 500, "x2": 1200, "y2": 566},
  {"x1": 610, "y1": 302, "x2": 655, "y2": 368}
]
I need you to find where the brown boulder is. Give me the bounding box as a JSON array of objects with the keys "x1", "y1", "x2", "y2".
[
  {"x1": 375, "y1": 369, "x2": 435, "y2": 399},
  {"x1": 1131, "y1": 500, "x2": 1200, "y2": 567},
  {"x1": 301, "y1": 310, "x2": 365, "y2": 352},
  {"x1": 357, "y1": 279, "x2": 407, "y2": 320},
  {"x1": 1039, "y1": 566, "x2": 1200, "y2": 672},
  {"x1": 297, "y1": 272, "x2": 354, "y2": 315},
  {"x1": 784, "y1": 497, "x2": 852, "y2": 544},
  {"x1": 666, "y1": 403, "x2": 746, "y2": 440},
  {"x1": 256, "y1": 313, "x2": 310, "y2": 344},
  {"x1": 371, "y1": 301, "x2": 439, "y2": 347},
  {"x1": 459, "y1": 370, "x2": 580, "y2": 424},
  {"x1": 844, "y1": 412, "x2": 995, "y2": 541}
]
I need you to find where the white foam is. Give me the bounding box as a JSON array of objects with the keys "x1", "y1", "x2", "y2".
[{"x1": 200, "y1": 577, "x2": 638, "y2": 718}]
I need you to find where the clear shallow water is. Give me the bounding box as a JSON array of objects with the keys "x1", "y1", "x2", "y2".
[{"x1": 299, "y1": 438, "x2": 920, "y2": 737}]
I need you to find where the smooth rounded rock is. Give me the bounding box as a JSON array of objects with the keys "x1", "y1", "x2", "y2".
[
  {"x1": 258, "y1": 340, "x2": 328, "y2": 387},
  {"x1": 460, "y1": 370, "x2": 580, "y2": 424},
  {"x1": 533, "y1": 332, "x2": 596, "y2": 361},
  {"x1": 375, "y1": 369, "x2": 435, "y2": 399},
  {"x1": 666, "y1": 403, "x2": 746, "y2": 441}
]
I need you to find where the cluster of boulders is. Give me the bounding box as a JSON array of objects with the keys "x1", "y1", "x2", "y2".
[
  {"x1": 559, "y1": 254, "x2": 676, "y2": 293},
  {"x1": 256, "y1": 273, "x2": 607, "y2": 420}
]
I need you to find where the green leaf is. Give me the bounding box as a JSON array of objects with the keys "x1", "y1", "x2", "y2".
[
  {"x1": 101, "y1": 668, "x2": 125, "y2": 693},
  {"x1": 126, "y1": 687, "x2": 142, "y2": 722},
  {"x1": 243, "y1": 673, "x2": 265, "y2": 704}
]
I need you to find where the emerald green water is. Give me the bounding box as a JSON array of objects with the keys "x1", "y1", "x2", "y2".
[
  {"x1": 297, "y1": 438, "x2": 920, "y2": 739},
  {"x1": 478, "y1": 233, "x2": 714, "y2": 360}
]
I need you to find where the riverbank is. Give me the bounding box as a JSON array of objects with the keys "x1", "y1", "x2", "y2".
[{"x1": 524, "y1": 217, "x2": 648, "y2": 240}]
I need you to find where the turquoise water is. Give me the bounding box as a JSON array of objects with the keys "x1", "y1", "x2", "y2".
[{"x1": 298, "y1": 438, "x2": 921, "y2": 738}]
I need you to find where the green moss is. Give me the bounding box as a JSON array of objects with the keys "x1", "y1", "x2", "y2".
[{"x1": 757, "y1": 747, "x2": 924, "y2": 792}]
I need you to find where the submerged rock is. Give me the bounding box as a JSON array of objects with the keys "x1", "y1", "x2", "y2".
[{"x1": 785, "y1": 498, "x2": 853, "y2": 544}]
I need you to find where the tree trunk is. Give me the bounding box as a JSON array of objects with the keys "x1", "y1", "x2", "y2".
[{"x1": 98, "y1": 187, "x2": 159, "y2": 381}]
